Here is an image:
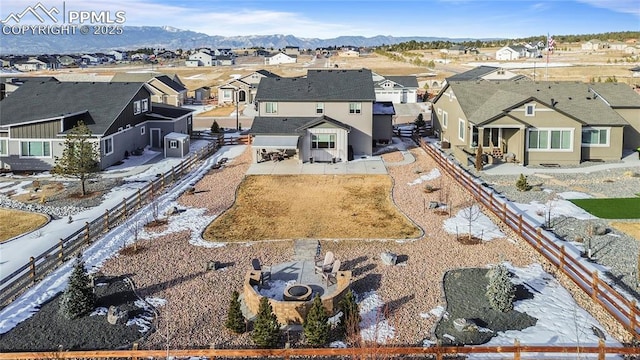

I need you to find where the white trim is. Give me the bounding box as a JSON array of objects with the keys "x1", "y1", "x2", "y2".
[
  {"x1": 19, "y1": 140, "x2": 52, "y2": 158},
  {"x1": 442, "y1": 110, "x2": 448, "y2": 129},
  {"x1": 102, "y1": 136, "x2": 114, "y2": 156},
  {"x1": 150, "y1": 128, "x2": 162, "y2": 148},
  {"x1": 140, "y1": 127, "x2": 146, "y2": 135},
  {"x1": 581, "y1": 127, "x2": 610, "y2": 147},
  {"x1": 348, "y1": 102, "x2": 362, "y2": 114},
  {"x1": 526, "y1": 127, "x2": 574, "y2": 152},
  {"x1": 0, "y1": 139, "x2": 8, "y2": 156},
  {"x1": 525, "y1": 103, "x2": 535, "y2": 116},
  {"x1": 458, "y1": 118, "x2": 465, "y2": 141}
]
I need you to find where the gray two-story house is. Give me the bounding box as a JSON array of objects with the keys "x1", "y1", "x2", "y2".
[
  {"x1": 251, "y1": 69, "x2": 392, "y2": 163},
  {"x1": 0, "y1": 80, "x2": 193, "y2": 171}
]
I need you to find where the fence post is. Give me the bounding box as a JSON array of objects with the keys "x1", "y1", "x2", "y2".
[
  {"x1": 104, "y1": 209, "x2": 109, "y2": 233},
  {"x1": 536, "y1": 228, "x2": 542, "y2": 251},
  {"x1": 122, "y1": 198, "x2": 127, "y2": 220},
  {"x1": 631, "y1": 300, "x2": 638, "y2": 336},
  {"x1": 489, "y1": 192, "x2": 494, "y2": 209},
  {"x1": 560, "y1": 245, "x2": 566, "y2": 270},
  {"x1": 502, "y1": 203, "x2": 507, "y2": 221},
  {"x1": 30, "y1": 256, "x2": 36, "y2": 283},
  {"x1": 598, "y1": 338, "x2": 605, "y2": 360},
  {"x1": 84, "y1": 222, "x2": 90, "y2": 244},
  {"x1": 161, "y1": 174, "x2": 165, "y2": 189},
  {"x1": 476, "y1": 181, "x2": 482, "y2": 201},
  {"x1": 137, "y1": 189, "x2": 142, "y2": 209},
  {"x1": 518, "y1": 214, "x2": 523, "y2": 234},
  {"x1": 58, "y1": 239, "x2": 64, "y2": 265},
  {"x1": 514, "y1": 339, "x2": 521, "y2": 360},
  {"x1": 171, "y1": 166, "x2": 175, "y2": 183},
  {"x1": 132, "y1": 342, "x2": 138, "y2": 360},
  {"x1": 592, "y1": 271, "x2": 599, "y2": 301}
]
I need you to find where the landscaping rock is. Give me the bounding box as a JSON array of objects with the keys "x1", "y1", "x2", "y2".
[
  {"x1": 594, "y1": 226, "x2": 608, "y2": 235},
  {"x1": 380, "y1": 252, "x2": 397, "y2": 266},
  {"x1": 165, "y1": 206, "x2": 179, "y2": 216},
  {"x1": 107, "y1": 305, "x2": 127, "y2": 325}
]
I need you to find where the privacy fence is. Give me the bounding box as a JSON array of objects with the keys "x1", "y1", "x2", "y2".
[
  {"x1": 0, "y1": 135, "x2": 249, "y2": 308},
  {"x1": 416, "y1": 137, "x2": 640, "y2": 339},
  {"x1": 0, "y1": 339, "x2": 638, "y2": 359}
]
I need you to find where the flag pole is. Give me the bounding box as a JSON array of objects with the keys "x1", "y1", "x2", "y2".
[{"x1": 545, "y1": 33, "x2": 549, "y2": 80}]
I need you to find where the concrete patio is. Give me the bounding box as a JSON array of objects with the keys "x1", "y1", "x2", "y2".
[{"x1": 246, "y1": 157, "x2": 388, "y2": 175}]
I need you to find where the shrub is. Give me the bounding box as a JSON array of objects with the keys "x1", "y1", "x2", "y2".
[
  {"x1": 303, "y1": 294, "x2": 330, "y2": 346},
  {"x1": 210, "y1": 120, "x2": 221, "y2": 134},
  {"x1": 515, "y1": 174, "x2": 530, "y2": 191},
  {"x1": 225, "y1": 290, "x2": 246, "y2": 334},
  {"x1": 252, "y1": 297, "x2": 280, "y2": 348},
  {"x1": 414, "y1": 113, "x2": 426, "y2": 128},
  {"x1": 59, "y1": 254, "x2": 96, "y2": 319},
  {"x1": 337, "y1": 289, "x2": 361, "y2": 340},
  {"x1": 485, "y1": 264, "x2": 515, "y2": 312}
]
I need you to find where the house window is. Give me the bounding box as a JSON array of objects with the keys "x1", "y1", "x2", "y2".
[
  {"x1": 265, "y1": 102, "x2": 278, "y2": 114},
  {"x1": 103, "y1": 137, "x2": 114, "y2": 155},
  {"x1": 118, "y1": 127, "x2": 123, "y2": 132},
  {"x1": 223, "y1": 90, "x2": 232, "y2": 99},
  {"x1": 126, "y1": 124, "x2": 131, "y2": 129},
  {"x1": 0, "y1": 139, "x2": 8, "y2": 156},
  {"x1": 133, "y1": 100, "x2": 141, "y2": 115},
  {"x1": 20, "y1": 141, "x2": 51, "y2": 157},
  {"x1": 141, "y1": 127, "x2": 146, "y2": 135},
  {"x1": 442, "y1": 111, "x2": 448, "y2": 128},
  {"x1": 316, "y1": 103, "x2": 324, "y2": 114},
  {"x1": 525, "y1": 104, "x2": 535, "y2": 116},
  {"x1": 141, "y1": 99, "x2": 149, "y2": 112},
  {"x1": 349, "y1": 102, "x2": 361, "y2": 114},
  {"x1": 437, "y1": 108, "x2": 442, "y2": 115},
  {"x1": 458, "y1": 119, "x2": 465, "y2": 141},
  {"x1": 582, "y1": 128, "x2": 609, "y2": 146},
  {"x1": 311, "y1": 134, "x2": 336, "y2": 149},
  {"x1": 169, "y1": 140, "x2": 178, "y2": 149},
  {"x1": 528, "y1": 129, "x2": 572, "y2": 151}
]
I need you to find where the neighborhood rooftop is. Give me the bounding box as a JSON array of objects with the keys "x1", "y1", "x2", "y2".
[{"x1": 255, "y1": 69, "x2": 376, "y2": 102}]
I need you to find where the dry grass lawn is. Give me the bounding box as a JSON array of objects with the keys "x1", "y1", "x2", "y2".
[
  {"x1": 203, "y1": 174, "x2": 421, "y2": 241},
  {"x1": 610, "y1": 222, "x2": 640, "y2": 241},
  {"x1": 0, "y1": 208, "x2": 48, "y2": 242},
  {"x1": 196, "y1": 104, "x2": 236, "y2": 117}
]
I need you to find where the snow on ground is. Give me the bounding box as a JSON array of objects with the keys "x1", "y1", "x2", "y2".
[
  {"x1": 466, "y1": 263, "x2": 622, "y2": 359},
  {"x1": 0, "y1": 180, "x2": 31, "y2": 195},
  {"x1": 254, "y1": 280, "x2": 295, "y2": 302},
  {"x1": 510, "y1": 197, "x2": 597, "y2": 224},
  {"x1": 408, "y1": 168, "x2": 441, "y2": 186},
  {"x1": 443, "y1": 205, "x2": 506, "y2": 241},
  {"x1": 103, "y1": 147, "x2": 162, "y2": 174},
  {"x1": 374, "y1": 137, "x2": 415, "y2": 154},
  {"x1": 358, "y1": 291, "x2": 395, "y2": 344}
]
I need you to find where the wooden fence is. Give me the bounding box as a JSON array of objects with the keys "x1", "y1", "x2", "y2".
[
  {"x1": 1, "y1": 339, "x2": 638, "y2": 359},
  {"x1": 192, "y1": 132, "x2": 251, "y2": 145},
  {"x1": 0, "y1": 139, "x2": 231, "y2": 308},
  {"x1": 416, "y1": 137, "x2": 640, "y2": 338}
]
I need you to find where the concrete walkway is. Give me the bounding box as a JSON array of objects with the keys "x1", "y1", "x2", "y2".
[
  {"x1": 383, "y1": 150, "x2": 416, "y2": 167},
  {"x1": 246, "y1": 158, "x2": 388, "y2": 175}
]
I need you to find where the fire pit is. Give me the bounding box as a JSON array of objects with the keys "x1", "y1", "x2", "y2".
[{"x1": 283, "y1": 284, "x2": 312, "y2": 301}]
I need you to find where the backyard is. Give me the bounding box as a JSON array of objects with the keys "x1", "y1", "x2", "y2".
[
  {"x1": 569, "y1": 197, "x2": 640, "y2": 219},
  {"x1": 0, "y1": 208, "x2": 48, "y2": 242},
  {"x1": 203, "y1": 174, "x2": 421, "y2": 241}
]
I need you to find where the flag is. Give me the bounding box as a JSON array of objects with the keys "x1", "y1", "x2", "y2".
[{"x1": 547, "y1": 34, "x2": 555, "y2": 53}]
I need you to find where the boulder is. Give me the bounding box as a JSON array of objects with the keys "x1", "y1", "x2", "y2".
[
  {"x1": 594, "y1": 226, "x2": 608, "y2": 236},
  {"x1": 380, "y1": 252, "x2": 397, "y2": 266},
  {"x1": 165, "y1": 206, "x2": 179, "y2": 216},
  {"x1": 107, "y1": 305, "x2": 127, "y2": 325}
]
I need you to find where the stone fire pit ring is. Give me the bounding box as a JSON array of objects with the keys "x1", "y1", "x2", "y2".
[{"x1": 284, "y1": 284, "x2": 312, "y2": 301}]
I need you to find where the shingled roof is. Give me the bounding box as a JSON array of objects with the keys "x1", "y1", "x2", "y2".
[
  {"x1": 376, "y1": 76, "x2": 418, "y2": 88},
  {"x1": 251, "y1": 115, "x2": 350, "y2": 135},
  {"x1": 0, "y1": 80, "x2": 147, "y2": 135},
  {"x1": 255, "y1": 69, "x2": 375, "y2": 102},
  {"x1": 446, "y1": 81, "x2": 635, "y2": 126}
]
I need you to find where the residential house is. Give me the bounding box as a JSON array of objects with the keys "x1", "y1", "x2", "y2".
[
  {"x1": 431, "y1": 80, "x2": 640, "y2": 166},
  {"x1": 283, "y1": 46, "x2": 300, "y2": 56},
  {"x1": 625, "y1": 46, "x2": 640, "y2": 55},
  {"x1": 217, "y1": 55, "x2": 235, "y2": 66},
  {"x1": 156, "y1": 50, "x2": 177, "y2": 60},
  {"x1": 130, "y1": 53, "x2": 150, "y2": 62},
  {"x1": 251, "y1": 69, "x2": 386, "y2": 163},
  {"x1": 445, "y1": 66, "x2": 528, "y2": 84},
  {"x1": 1, "y1": 76, "x2": 58, "y2": 99},
  {"x1": 217, "y1": 69, "x2": 281, "y2": 105},
  {"x1": 111, "y1": 72, "x2": 187, "y2": 107},
  {"x1": 582, "y1": 39, "x2": 609, "y2": 51},
  {"x1": 0, "y1": 81, "x2": 193, "y2": 171},
  {"x1": 214, "y1": 48, "x2": 232, "y2": 56},
  {"x1": 495, "y1": 45, "x2": 528, "y2": 61},
  {"x1": 372, "y1": 73, "x2": 419, "y2": 103},
  {"x1": 442, "y1": 45, "x2": 467, "y2": 55},
  {"x1": 0, "y1": 58, "x2": 12, "y2": 68},
  {"x1": 609, "y1": 43, "x2": 628, "y2": 51},
  {"x1": 186, "y1": 51, "x2": 216, "y2": 66},
  {"x1": 57, "y1": 55, "x2": 78, "y2": 67},
  {"x1": 254, "y1": 49, "x2": 271, "y2": 57},
  {"x1": 265, "y1": 52, "x2": 297, "y2": 65},
  {"x1": 13, "y1": 58, "x2": 48, "y2": 72},
  {"x1": 80, "y1": 54, "x2": 101, "y2": 65},
  {"x1": 194, "y1": 86, "x2": 211, "y2": 101},
  {"x1": 107, "y1": 50, "x2": 128, "y2": 62}
]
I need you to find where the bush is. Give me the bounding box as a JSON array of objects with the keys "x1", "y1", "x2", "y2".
[
  {"x1": 414, "y1": 113, "x2": 426, "y2": 128},
  {"x1": 485, "y1": 264, "x2": 515, "y2": 312},
  {"x1": 515, "y1": 174, "x2": 530, "y2": 191},
  {"x1": 59, "y1": 254, "x2": 95, "y2": 319},
  {"x1": 337, "y1": 289, "x2": 361, "y2": 340},
  {"x1": 210, "y1": 120, "x2": 221, "y2": 134},
  {"x1": 303, "y1": 294, "x2": 330, "y2": 346},
  {"x1": 252, "y1": 297, "x2": 280, "y2": 348},
  {"x1": 225, "y1": 290, "x2": 246, "y2": 333}
]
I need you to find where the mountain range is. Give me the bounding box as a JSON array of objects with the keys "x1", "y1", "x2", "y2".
[{"x1": 0, "y1": 25, "x2": 488, "y2": 55}]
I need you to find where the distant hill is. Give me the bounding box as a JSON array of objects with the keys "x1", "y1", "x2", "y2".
[{"x1": 0, "y1": 25, "x2": 494, "y2": 54}]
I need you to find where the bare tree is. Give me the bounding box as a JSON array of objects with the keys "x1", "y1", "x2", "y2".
[
  {"x1": 544, "y1": 191, "x2": 558, "y2": 229},
  {"x1": 460, "y1": 201, "x2": 482, "y2": 242}
]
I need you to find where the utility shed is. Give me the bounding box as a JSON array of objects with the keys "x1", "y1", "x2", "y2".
[{"x1": 164, "y1": 132, "x2": 190, "y2": 158}]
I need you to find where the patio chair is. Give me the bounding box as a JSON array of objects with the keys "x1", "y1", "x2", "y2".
[
  {"x1": 315, "y1": 251, "x2": 335, "y2": 274},
  {"x1": 322, "y1": 259, "x2": 341, "y2": 286},
  {"x1": 251, "y1": 258, "x2": 271, "y2": 284}
]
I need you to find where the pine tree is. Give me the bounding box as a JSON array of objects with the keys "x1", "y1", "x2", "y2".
[
  {"x1": 252, "y1": 297, "x2": 280, "y2": 348},
  {"x1": 337, "y1": 289, "x2": 361, "y2": 340},
  {"x1": 485, "y1": 264, "x2": 515, "y2": 312},
  {"x1": 210, "y1": 120, "x2": 221, "y2": 134},
  {"x1": 225, "y1": 290, "x2": 246, "y2": 334},
  {"x1": 59, "y1": 254, "x2": 95, "y2": 319},
  {"x1": 515, "y1": 173, "x2": 530, "y2": 191},
  {"x1": 303, "y1": 294, "x2": 330, "y2": 346},
  {"x1": 51, "y1": 120, "x2": 100, "y2": 196}
]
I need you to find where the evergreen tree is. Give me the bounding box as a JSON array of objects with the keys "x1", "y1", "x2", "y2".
[
  {"x1": 225, "y1": 290, "x2": 246, "y2": 333},
  {"x1": 414, "y1": 113, "x2": 426, "y2": 128},
  {"x1": 485, "y1": 264, "x2": 515, "y2": 312},
  {"x1": 252, "y1": 297, "x2": 280, "y2": 348},
  {"x1": 303, "y1": 294, "x2": 330, "y2": 346},
  {"x1": 51, "y1": 120, "x2": 100, "y2": 196},
  {"x1": 337, "y1": 289, "x2": 361, "y2": 340},
  {"x1": 59, "y1": 254, "x2": 95, "y2": 319},
  {"x1": 210, "y1": 120, "x2": 221, "y2": 134},
  {"x1": 515, "y1": 174, "x2": 530, "y2": 191}
]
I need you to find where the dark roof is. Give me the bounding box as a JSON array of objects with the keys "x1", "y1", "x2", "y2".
[
  {"x1": 447, "y1": 66, "x2": 499, "y2": 81},
  {"x1": 147, "y1": 103, "x2": 193, "y2": 120},
  {"x1": 255, "y1": 69, "x2": 375, "y2": 102},
  {"x1": 217, "y1": 55, "x2": 233, "y2": 61},
  {"x1": 373, "y1": 102, "x2": 395, "y2": 115},
  {"x1": 111, "y1": 72, "x2": 160, "y2": 82},
  {"x1": 444, "y1": 81, "x2": 636, "y2": 126},
  {"x1": 3, "y1": 76, "x2": 58, "y2": 84},
  {"x1": 629, "y1": 66, "x2": 640, "y2": 72},
  {"x1": 251, "y1": 115, "x2": 350, "y2": 135},
  {"x1": 255, "y1": 69, "x2": 281, "y2": 78},
  {"x1": 154, "y1": 75, "x2": 186, "y2": 92},
  {"x1": 0, "y1": 80, "x2": 146, "y2": 135},
  {"x1": 377, "y1": 76, "x2": 418, "y2": 88}
]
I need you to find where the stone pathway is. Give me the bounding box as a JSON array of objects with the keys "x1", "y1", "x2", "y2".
[
  {"x1": 383, "y1": 150, "x2": 416, "y2": 167},
  {"x1": 293, "y1": 239, "x2": 320, "y2": 261}
]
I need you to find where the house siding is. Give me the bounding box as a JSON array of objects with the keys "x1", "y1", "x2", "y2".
[
  {"x1": 304, "y1": 127, "x2": 349, "y2": 162},
  {"x1": 616, "y1": 108, "x2": 640, "y2": 149},
  {"x1": 581, "y1": 126, "x2": 624, "y2": 161},
  {"x1": 104, "y1": 88, "x2": 151, "y2": 136},
  {"x1": 373, "y1": 115, "x2": 393, "y2": 143},
  {"x1": 10, "y1": 119, "x2": 61, "y2": 139}
]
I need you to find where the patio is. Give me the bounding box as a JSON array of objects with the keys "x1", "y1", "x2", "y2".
[{"x1": 246, "y1": 157, "x2": 388, "y2": 175}]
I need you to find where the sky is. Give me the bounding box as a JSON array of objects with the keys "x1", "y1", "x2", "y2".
[
  {"x1": 0, "y1": 0, "x2": 638, "y2": 39},
  {"x1": 0, "y1": 140, "x2": 626, "y2": 352}
]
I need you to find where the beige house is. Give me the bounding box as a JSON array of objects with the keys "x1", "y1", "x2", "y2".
[
  {"x1": 432, "y1": 81, "x2": 640, "y2": 166},
  {"x1": 112, "y1": 73, "x2": 187, "y2": 107},
  {"x1": 217, "y1": 69, "x2": 281, "y2": 105},
  {"x1": 581, "y1": 39, "x2": 609, "y2": 51},
  {"x1": 265, "y1": 52, "x2": 297, "y2": 65}
]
